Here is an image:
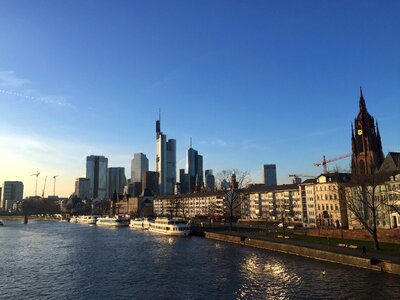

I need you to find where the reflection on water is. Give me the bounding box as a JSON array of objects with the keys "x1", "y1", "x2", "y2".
[{"x1": 1, "y1": 220, "x2": 399, "y2": 299}]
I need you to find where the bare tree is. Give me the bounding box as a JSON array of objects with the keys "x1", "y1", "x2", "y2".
[
  {"x1": 224, "y1": 189, "x2": 245, "y2": 230},
  {"x1": 216, "y1": 169, "x2": 251, "y2": 190},
  {"x1": 345, "y1": 172, "x2": 389, "y2": 250}
]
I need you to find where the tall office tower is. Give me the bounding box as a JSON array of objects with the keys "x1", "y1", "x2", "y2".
[
  {"x1": 186, "y1": 140, "x2": 203, "y2": 193},
  {"x1": 107, "y1": 167, "x2": 126, "y2": 198},
  {"x1": 156, "y1": 115, "x2": 176, "y2": 195},
  {"x1": 86, "y1": 155, "x2": 108, "y2": 201},
  {"x1": 142, "y1": 171, "x2": 159, "y2": 195},
  {"x1": 351, "y1": 87, "x2": 385, "y2": 175},
  {"x1": 205, "y1": 169, "x2": 215, "y2": 192},
  {"x1": 75, "y1": 178, "x2": 90, "y2": 199},
  {"x1": 262, "y1": 164, "x2": 277, "y2": 186},
  {"x1": 131, "y1": 153, "x2": 149, "y2": 183},
  {"x1": 179, "y1": 169, "x2": 189, "y2": 194},
  {"x1": 1, "y1": 181, "x2": 23, "y2": 211}
]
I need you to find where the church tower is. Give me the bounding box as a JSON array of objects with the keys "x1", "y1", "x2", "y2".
[{"x1": 351, "y1": 87, "x2": 384, "y2": 175}]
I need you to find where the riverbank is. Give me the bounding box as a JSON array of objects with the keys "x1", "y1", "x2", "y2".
[{"x1": 194, "y1": 230, "x2": 400, "y2": 276}]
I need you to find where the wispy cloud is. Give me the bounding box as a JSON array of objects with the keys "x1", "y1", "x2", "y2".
[
  {"x1": 0, "y1": 70, "x2": 76, "y2": 109},
  {"x1": 0, "y1": 70, "x2": 30, "y2": 88},
  {"x1": 198, "y1": 138, "x2": 228, "y2": 147}
]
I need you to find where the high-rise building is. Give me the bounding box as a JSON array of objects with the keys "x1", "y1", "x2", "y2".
[
  {"x1": 179, "y1": 169, "x2": 189, "y2": 194},
  {"x1": 156, "y1": 115, "x2": 176, "y2": 195},
  {"x1": 107, "y1": 167, "x2": 126, "y2": 198},
  {"x1": 142, "y1": 171, "x2": 159, "y2": 195},
  {"x1": 262, "y1": 164, "x2": 277, "y2": 186},
  {"x1": 131, "y1": 153, "x2": 149, "y2": 183},
  {"x1": 205, "y1": 169, "x2": 215, "y2": 192},
  {"x1": 86, "y1": 155, "x2": 108, "y2": 201},
  {"x1": 186, "y1": 140, "x2": 203, "y2": 193},
  {"x1": 1, "y1": 181, "x2": 24, "y2": 211},
  {"x1": 351, "y1": 87, "x2": 385, "y2": 175},
  {"x1": 75, "y1": 178, "x2": 90, "y2": 199}
]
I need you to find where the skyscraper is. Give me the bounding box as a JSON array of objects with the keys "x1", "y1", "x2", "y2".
[
  {"x1": 205, "y1": 169, "x2": 215, "y2": 192},
  {"x1": 86, "y1": 155, "x2": 108, "y2": 201},
  {"x1": 75, "y1": 178, "x2": 90, "y2": 199},
  {"x1": 351, "y1": 87, "x2": 385, "y2": 175},
  {"x1": 107, "y1": 167, "x2": 126, "y2": 198},
  {"x1": 262, "y1": 164, "x2": 277, "y2": 186},
  {"x1": 186, "y1": 140, "x2": 203, "y2": 193},
  {"x1": 156, "y1": 115, "x2": 176, "y2": 195},
  {"x1": 131, "y1": 153, "x2": 149, "y2": 183},
  {"x1": 1, "y1": 181, "x2": 24, "y2": 211}
]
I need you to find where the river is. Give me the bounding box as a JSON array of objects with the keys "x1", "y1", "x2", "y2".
[{"x1": 0, "y1": 220, "x2": 399, "y2": 299}]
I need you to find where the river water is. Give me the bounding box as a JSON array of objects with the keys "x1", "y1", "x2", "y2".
[{"x1": 0, "y1": 220, "x2": 399, "y2": 299}]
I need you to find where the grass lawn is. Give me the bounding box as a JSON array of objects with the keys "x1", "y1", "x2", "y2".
[{"x1": 197, "y1": 225, "x2": 400, "y2": 257}]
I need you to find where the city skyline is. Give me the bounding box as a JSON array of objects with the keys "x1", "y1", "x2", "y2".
[{"x1": 1, "y1": 1, "x2": 400, "y2": 196}]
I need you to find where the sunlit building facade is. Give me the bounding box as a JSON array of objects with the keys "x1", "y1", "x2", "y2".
[
  {"x1": 1, "y1": 181, "x2": 24, "y2": 212},
  {"x1": 156, "y1": 117, "x2": 176, "y2": 195}
]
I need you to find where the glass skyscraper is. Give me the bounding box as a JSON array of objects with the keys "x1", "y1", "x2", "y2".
[{"x1": 86, "y1": 155, "x2": 108, "y2": 201}]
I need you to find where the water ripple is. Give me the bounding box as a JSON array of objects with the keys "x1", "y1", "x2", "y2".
[{"x1": 1, "y1": 220, "x2": 399, "y2": 299}]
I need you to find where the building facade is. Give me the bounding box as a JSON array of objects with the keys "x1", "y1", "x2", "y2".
[
  {"x1": 131, "y1": 153, "x2": 149, "y2": 183},
  {"x1": 186, "y1": 144, "x2": 203, "y2": 193},
  {"x1": 1, "y1": 181, "x2": 24, "y2": 212},
  {"x1": 262, "y1": 164, "x2": 277, "y2": 186},
  {"x1": 156, "y1": 117, "x2": 176, "y2": 195},
  {"x1": 315, "y1": 173, "x2": 350, "y2": 228},
  {"x1": 246, "y1": 184, "x2": 301, "y2": 223},
  {"x1": 86, "y1": 155, "x2": 108, "y2": 201},
  {"x1": 351, "y1": 87, "x2": 385, "y2": 175},
  {"x1": 107, "y1": 167, "x2": 126, "y2": 198},
  {"x1": 153, "y1": 191, "x2": 226, "y2": 219},
  {"x1": 75, "y1": 178, "x2": 90, "y2": 199},
  {"x1": 205, "y1": 169, "x2": 215, "y2": 192},
  {"x1": 299, "y1": 179, "x2": 317, "y2": 227}
]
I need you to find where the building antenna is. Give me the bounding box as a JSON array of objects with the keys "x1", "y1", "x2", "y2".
[
  {"x1": 159, "y1": 108, "x2": 161, "y2": 121},
  {"x1": 190, "y1": 136, "x2": 192, "y2": 148}
]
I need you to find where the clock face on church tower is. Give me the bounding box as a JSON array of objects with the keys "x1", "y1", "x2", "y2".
[{"x1": 357, "y1": 129, "x2": 363, "y2": 135}]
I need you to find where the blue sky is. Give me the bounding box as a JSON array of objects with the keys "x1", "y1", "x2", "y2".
[{"x1": 1, "y1": 0, "x2": 399, "y2": 197}]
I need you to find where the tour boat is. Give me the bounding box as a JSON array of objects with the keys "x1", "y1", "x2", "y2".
[
  {"x1": 148, "y1": 217, "x2": 191, "y2": 236},
  {"x1": 129, "y1": 218, "x2": 152, "y2": 230},
  {"x1": 70, "y1": 216, "x2": 79, "y2": 223},
  {"x1": 96, "y1": 215, "x2": 130, "y2": 227},
  {"x1": 77, "y1": 215, "x2": 98, "y2": 225},
  {"x1": 0, "y1": 220, "x2": 4, "y2": 226}
]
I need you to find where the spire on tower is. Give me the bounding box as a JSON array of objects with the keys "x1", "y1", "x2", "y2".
[
  {"x1": 359, "y1": 86, "x2": 366, "y2": 111},
  {"x1": 190, "y1": 137, "x2": 192, "y2": 148}
]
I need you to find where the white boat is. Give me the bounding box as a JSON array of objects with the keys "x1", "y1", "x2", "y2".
[
  {"x1": 129, "y1": 218, "x2": 152, "y2": 230},
  {"x1": 70, "y1": 216, "x2": 79, "y2": 223},
  {"x1": 0, "y1": 220, "x2": 4, "y2": 226},
  {"x1": 97, "y1": 215, "x2": 130, "y2": 227},
  {"x1": 148, "y1": 217, "x2": 191, "y2": 236},
  {"x1": 77, "y1": 215, "x2": 97, "y2": 225}
]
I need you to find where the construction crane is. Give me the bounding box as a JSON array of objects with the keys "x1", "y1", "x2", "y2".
[
  {"x1": 53, "y1": 175, "x2": 59, "y2": 196},
  {"x1": 313, "y1": 153, "x2": 352, "y2": 173},
  {"x1": 41, "y1": 176, "x2": 47, "y2": 198},
  {"x1": 289, "y1": 174, "x2": 315, "y2": 184},
  {"x1": 30, "y1": 171, "x2": 40, "y2": 196}
]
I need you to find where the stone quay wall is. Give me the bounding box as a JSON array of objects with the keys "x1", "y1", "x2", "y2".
[{"x1": 201, "y1": 232, "x2": 400, "y2": 276}]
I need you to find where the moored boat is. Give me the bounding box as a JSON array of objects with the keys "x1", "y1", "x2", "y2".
[
  {"x1": 70, "y1": 216, "x2": 79, "y2": 223},
  {"x1": 0, "y1": 220, "x2": 4, "y2": 226},
  {"x1": 77, "y1": 215, "x2": 98, "y2": 225},
  {"x1": 97, "y1": 215, "x2": 130, "y2": 227},
  {"x1": 148, "y1": 217, "x2": 191, "y2": 236},
  {"x1": 129, "y1": 218, "x2": 152, "y2": 230}
]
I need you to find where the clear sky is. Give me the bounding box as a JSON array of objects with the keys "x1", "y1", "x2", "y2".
[{"x1": 1, "y1": 0, "x2": 399, "y2": 197}]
